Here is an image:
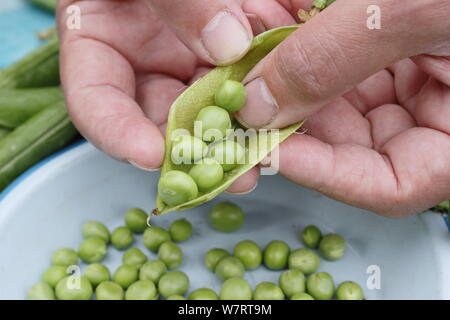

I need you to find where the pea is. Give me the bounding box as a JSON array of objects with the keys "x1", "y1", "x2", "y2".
[
  {"x1": 279, "y1": 269, "x2": 306, "y2": 298},
  {"x1": 158, "y1": 270, "x2": 189, "y2": 298},
  {"x1": 288, "y1": 248, "x2": 320, "y2": 275},
  {"x1": 215, "y1": 80, "x2": 246, "y2": 112},
  {"x1": 28, "y1": 282, "x2": 55, "y2": 300},
  {"x1": 55, "y1": 276, "x2": 93, "y2": 300},
  {"x1": 306, "y1": 272, "x2": 335, "y2": 300},
  {"x1": 336, "y1": 281, "x2": 364, "y2": 300},
  {"x1": 51, "y1": 248, "x2": 78, "y2": 267},
  {"x1": 122, "y1": 248, "x2": 148, "y2": 268},
  {"x1": 139, "y1": 260, "x2": 167, "y2": 283},
  {"x1": 111, "y1": 226, "x2": 134, "y2": 250},
  {"x1": 291, "y1": 292, "x2": 314, "y2": 300},
  {"x1": 209, "y1": 140, "x2": 245, "y2": 171},
  {"x1": 188, "y1": 158, "x2": 224, "y2": 191},
  {"x1": 113, "y1": 265, "x2": 139, "y2": 289},
  {"x1": 253, "y1": 282, "x2": 285, "y2": 300},
  {"x1": 233, "y1": 240, "x2": 262, "y2": 270},
  {"x1": 215, "y1": 256, "x2": 245, "y2": 281},
  {"x1": 209, "y1": 201, "x2": 244, "y2": 232},
  {"x1": 82, "y1": 221, "x2": 110, "y2": 243},
  {"x1": 205, "y1": 248, "x2": 230, "y2": 270},
  {"x1": 158, "y1": 170, "x2": 198, "y2": 206},
  {"x1": 169, "y1": 218, "x2": 193, "y2": 242},
  {"x1": 125, "y1": 280, "x2": 158, "y2": 300},
  {"x1": 167, "y1": 295, "x2": 186, "y2": 300},
  {"x1": 188, "y1": 288, "x2": 219, "y2": 300},
  {"x1": 124, "y1": 208, "x2": 148, "y2": 233},
  {"x1": 195, "y1": 106, "x2": 231, "y2": 142},
  {"x1": 263, "y1": 240, "x2": 290, "y2": 270},
  {"x1": 171, "y1": 135, "x2": 207, "y2": 164},
  {"x1": 84, "y1": 263, "x2": 110, "y2": 287},
  {"x1": 319, "y1": 234, "x2": 346, "y2": 261},
  {"x1": 158, "y1": 241, "x2": 183, "y2": 269},
  {"x1": 78, "y1": 237, "x2": 107, "y2": 263},
  {"x1": 219, "y1": 278, "x2": 252, "y2": 300},
  {"x1": 143, "y1": 226, "x2": 172, "y2": 252},
  {"x1": 41, "y1": 265, "x2": 67, "y2": 288},
  {"x1": 95, "y1": 281, "x2": 124, "y2": 300},
  {"x1": 301, "y1": 225, "x2": 322, "y2": 249}
]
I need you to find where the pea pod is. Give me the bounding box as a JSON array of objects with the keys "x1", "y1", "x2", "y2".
[
  {"x1": 0, "y1": 87, "x2": 63, "y2": 128},
  {"x1": 154, "y1": 26, "x2": 302, "y2": 215},
  {"x1": 0, "y1": 101, "x2": 78, "y2": 191},
  {"x1": 0, "y1": 128, "x2": 9, "y2": 140},
  {"x1": 0, "y1": 38, "x2": 60, "y2": 89},
  {"x1": 30, "y1": 0, "x2": 57, "y2": 12}
]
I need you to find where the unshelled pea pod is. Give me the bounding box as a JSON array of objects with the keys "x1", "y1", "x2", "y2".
[
  {"x1": 0, "y1": 128, "x2": 9, "y2": 140},
  {"x1": 0, "y1": 101, "x2": 78, "y2": 191},
  {"x1": 0, "y1": 38, "x2": 60, "y2": 89},
  {"x1": 0, "y1": 87, "x2": 63, "y2": 128},
  {"x1": 30, "y1": 0, "x2": 57, "y2": 13}
]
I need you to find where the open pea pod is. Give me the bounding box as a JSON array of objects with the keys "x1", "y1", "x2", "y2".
[{"x1": 154, "y1": 26, "x2": 302, "y2": 215}]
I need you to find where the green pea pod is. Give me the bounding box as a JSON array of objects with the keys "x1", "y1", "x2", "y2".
[
  {"x1": 0, "y1": 87, "x2": 63, "y2": 128},
  {"x1": 0, "y1": 128, "x2": 9, "y2": 140},
  {"x1": 0, "y1": 38, "x2": 60, "y2": 89},
  {"x1": 0, "y1": 101, "x2": 78, "y2": 191},
  {"x1": 154, "y1": 26, "x2": 303, "y2": 215},
  {"x1": 30, "y1": 0, "x2": 57, "y2": 13}
]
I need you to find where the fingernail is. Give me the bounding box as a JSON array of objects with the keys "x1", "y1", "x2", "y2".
[
  {"x1": 225, "y1": 182, "x2": 258, "y2": 195},
  {"x1": 236, "y1": 77, "x2": 278, "y2": 128},
  {"x1": 128, "y1": 159, "x2": 160, "y2": 172},
  {"x1": 245, "y1": 13, "x2": 266, "y2": 35},
  {"x1": 201, "y1": 11, "x2": 252, "y2": 65}
]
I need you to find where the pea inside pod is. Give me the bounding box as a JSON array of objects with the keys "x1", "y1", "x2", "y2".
[{"x1": 154, "y1": 26, "x2": 302, "y2": 215}]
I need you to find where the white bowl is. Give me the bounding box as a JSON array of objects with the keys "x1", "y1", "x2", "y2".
[{"x1": 0, "y1": 142, "x2": 449, "y2": 300}]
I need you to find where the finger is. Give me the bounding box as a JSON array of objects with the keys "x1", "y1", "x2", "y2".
[
  {"x1": 146, "y1": 0, "x2": 253, "y2": 66},
  {"x1": 226, "y1": 167, "x2": 260, "y2": 194},
  {"x1": 236, "y1": 0, "x2": 448, "y2": 129},
  {"x1": 411, "y1": 55, "x2": 450, "y2": 86},
  {"x1": 242, "y1": 0, "x2": 296, "y2": 29}
]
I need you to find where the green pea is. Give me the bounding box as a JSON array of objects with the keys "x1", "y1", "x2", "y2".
[
  {"x1": 158, "y1": 270, "x2": 189, "y2": 298},
  {"x1": 140, "y1": 260, "x2": 167, "y2": 283},
  {"x1": 41, "y1": 265, "x2": 67, "y2": 288},
  {"x1": 209, "y1": 201, "x2": 244, "y2": 232},
  {"x1": 82, "y1": 221, "x2": 110, "y2": 243},
  {"x1": 78, "y1": 237, "x2": 107, "y2": 263},
  {"x1": 113, "y1": 265, "x2": 139, "y2": 289},
  {"x1": 209, "y1": 140, "x2": 245, "y2": 171},
  {"x1": 111, "y1": 226, "x2": 134, "y2": 250},
  {"x1": 253, "y1": 282, "x2": 285, "y2": 300},
  {"x1": 28, "y1": 282, "x2": 55, "y2": 300},
  {"x1": 158, "y1": 241, "x2": 183, "y2": 269},
  {"x1": 301, "y1": 225, "x2": 322, "y2": 249},
  {"x1": 288, "y1": 248, "x2": 320, "y2": 275},
  {"x1": 124, "y1": 208, "x2": 148, "y2": 233},
  {"x1": 167, "y1": 295, "x2": 186, "y2": 300},
  {"x1": 279, "y1": 269, "x2": 306, "y2": 298},
  {"x1": 205, "y1": 248, "x2": 230, "y2": 270},
  {"x1": 195, "y1": 105, "x2": 231, "y2": 142},
  {"x1": 55, "y1": 276, "x2": 93, "y2": 300},
  {"x1": 336, "y1": 281, "x2": 364, "y2": 300},
  {"x1": 188, "y1": 158, "x2": 224, "y2": 191},
  {"x1": 122, "y1": 248, "x2": 148, "y2": 269},
  {"x1": 95, "y1": 281, "x2": 124, "y2": 300},
  {"x1": 319, "y1": 234, "x2": 346, "y2": 261},
  {"x1": 263, "y1": 240, "x2": 290, "y2": 270},
  {"x1": 233, "y1": 240, "x2": 262, "y2": 270},
  {"x1": 171, "y1": 135, "x2": 207, "y2": 164},
  {"x1": 219, "y1": 278, "x2": 252, "y2": 300},
  {"x1": 143, "y1": 226, "x2": 172, "y2": 252},
  {"x1": 51, "y1": 248, "x2": 78, "y2": 267},
  {"x1": 215, "y1": 80, "x2": 246, "y2": 112},
  {"x1": 84, "y1": 263, "x2": 110, "y2": 287},
  {"x1": 188, "y1": 288, "x2": 219, "y2": 300},
  {"x1": 306, "y1": 272, "x2": 335, "y2": 300},
  {"x1": 169, "y1": 218, "x2": 193, "y2": 242},
  {"x1": 291, "y1": 292, "x2": 314, "y2": 300},
  {"x1": 158, "y1": 170, "x2": 198, "y2": 206},
  {"x1": 125, "y1": 280, "x2": 158, "y2": 300},
  {"x1": 215, "y1": 256, "x2": 245, "y2": 281}
]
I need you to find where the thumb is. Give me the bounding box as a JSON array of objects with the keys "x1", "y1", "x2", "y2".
[{"x1": 236, "y1": 0, "x2": 448, "y2": 128}]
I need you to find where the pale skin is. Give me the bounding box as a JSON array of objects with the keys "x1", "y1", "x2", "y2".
[{"x1": 57, "y1": 0, "x2": 450, "y2": 217}]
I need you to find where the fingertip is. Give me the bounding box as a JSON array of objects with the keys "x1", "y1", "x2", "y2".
[{"x1": 226, "y1": 167, "x2": 260, "y2": 194}]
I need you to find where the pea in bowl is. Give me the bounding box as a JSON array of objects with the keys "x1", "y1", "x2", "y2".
[{"x1": 0, "y1": 141, "x2": 449, "y2": 300}]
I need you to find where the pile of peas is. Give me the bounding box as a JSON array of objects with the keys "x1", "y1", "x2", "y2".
[
  {"x1": 158, "y1": 80, "x2": 247, "y2": 207},
  {"x1": 28, "y1": 202, "x2": 363, "y2": 300}
]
